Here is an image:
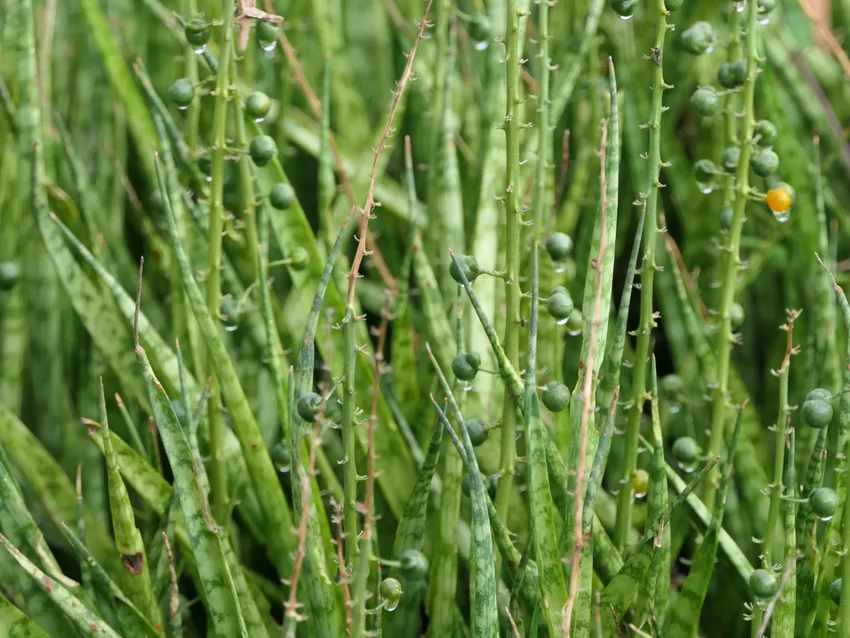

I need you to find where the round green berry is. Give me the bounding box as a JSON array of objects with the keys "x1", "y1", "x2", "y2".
[
  {"x1": 379, "y1": 577, "x2": 403, "y2": 605},
  {"x1": 245, "y1": 91, "x2": 272, "y2": 120},
  {"x1": 809, "y1": 487, "x2": 839, "y2": 519},
  {"x1": 722, "y1": 147, "x2": 741, "y2": 173},
  {"x1": 831, "y1": 579, "x2": 842, "y2": 605},
  {"x1": 690, "y1": 86, "x2": 720, "y2": 117},
  {"x1": 168, "y1": 78, "x2": 195, "y2": 108},
  {"x1": 749, "y1": 569, "x2": 778, "y2": 599},
  {"x1": 269, "y1": 183, "x2": 296, "y2": 210},
  {"x1": 672, "y1": 437, "x2": 700, "y2": 465},
  {"x1": 256, "y1": 20, "x2": 279, "y2": 46},
  {"x1": 751, "y1": 149, "x2": 780, "y2": 178},
  {"x1": 542, "y1": 381, "x2": 571, "y2": 412},
  {"x1": 184, "y1": 18, "x2": 211, "y2": 48},
  {"x1": 466, "y1": 419, "x2": 489, "y2": 447},
  {"x1": 249, "y1": 135, "x2": 277, "y2": 166},
  {"x1": 547, "y1": 291, "x2": 574, "y2": 321},
  {"x1": 802, "y1": 399, "x2": 833, "y2": 429},
  {"x1": 296, "y1": 393, "x2": 322, "y2": 422},
  {"x1": 0, "y1": 262, "x2": 20, "y2": 291},
  {"x1": 288, "y1": 247, "x2": 309, "y2": 271},
  {"x1": 681, "y1": 21, "x2": 716, "y2": 55},
  {"x1": 546, "y1": 232, "x2": 573, "y2": 261},
  {"x1": 449, "y1": 255, "x2": 480, "y2": 284},
  {"x1": 718, "y1": 60, "x2": 747, "y2": 89},
  {"x1": 609, "y1": 0, "x2": 636, "y2": 19},
  {"x1": 730, "y1": 302, "x2": 745, "y2": 329},
  {"x1": 659, "y1": 374, "x2": 685, "y2": 399},
  {"x1": 452, "y1": 352, "x2": 480, "y2": 381},
  {"x1": 400, "y1": 550, "x2": 429, "y2": 581},
  {"x1": 720, "y1": 208, "x2": 733, "y2": 230},
  {"x1": 694, "y1": 159, "x2": 718, "y2": 183},
  {"x1": 754, "y1": 119, "x2": 778, "y2": 147},
  {"x1": 665, "y1": 0, "x2": 684, "y2": 11},
  {"x1": 806, "y1": 388, "x2": 832, "y2": 403}
]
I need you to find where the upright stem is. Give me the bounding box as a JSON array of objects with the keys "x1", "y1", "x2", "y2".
[
  {"x1": 206, "y1": 1, "x2": 235, "y2": 522},
  {"x1": 531, "y1": 0, "x2": 550, "y2": 238},
  {"x1": 495, "y1": 0, "x2": 522, "y2": 536},
  {"x1": 614, "y1": 0, "x2": 668, "y2": 551},
  {"x1": 705, "y1": 0, "x2": 759, "y2": 511}
]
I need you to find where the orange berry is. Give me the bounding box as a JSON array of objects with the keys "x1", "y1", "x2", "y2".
[{"x1": 766, "y1": 187, "x2": 792, "y2": 213}]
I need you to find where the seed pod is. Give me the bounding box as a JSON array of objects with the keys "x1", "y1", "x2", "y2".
[
  {"x1": 681, "y1": 21, "x2": 716, "y2": 55},
  {"x1": 547, "y1": 291, "x2": 574, "y2": 321},
  {"x1": 542, "y1": 381, "x2": 570, "y2": 412},
  {"x1": 269, "y1": 183, "x2": 296, "y2": 210},
  {"x1": 452, "y1": 352, "x2": 480, "y2": 381},
  {"x1": 665, "y1": 0, "x2": 684, "y2": 11},
  {"x1": 694, "y1": 159, "x2": 718, "y2": 183},
  {"x1": 809, "y1": 487, "x2": 839, "y2": 519},
  {"x1": 722, "y1": 147, "x2": 740, "y2": 173},
  {"x1": 400, "y1": 550, "x2": 429, "y2": 581},
  {"x1": 466, "y1": 419, "x2": 489, "y2": 447},
  {"x1": 659, "y1": 374, "x2": 685, "y2": 399},
  {"x1": 288, "y1": 247, "x2": 309, "y2": 271},
  {"x1": 380, "y1": 577, "x2": 403, "y2": 606},
  {"x1": 718, "y1": 60, "x2": 747, "y2": 89},
  {"x1": 801, "y1": 399, "x2": 833, "y2": 429},
  {"x1": 751, "y1": 149, "x2": 779, "y2": 178},
  {"x1": 184, "y1": 18, "x2": 211, "y2": 48},
  {"x1": 766, "y1": 186, "x2": 793, "y2": 214},
  {"x1": 730, "y1": 302, "x2": 745, "y2": 329},
  {"x1": 0, "y1": 262, "x2": 20, "y2": 290},
  {"x1": 831, "y1": 579, "x2": 842, "y2": 605},
  {"x1": 749, "y1": 569, "x2": 778, "y2": 599},
  {"x1": 754, "y1": 119, "x2": 778, "y2": 147},
  {"x1": 249, "y1": 135, "x2": 278, "y2": 166},
  {"x1": 690, "y1": 86, "x2": 720, "y2": 117},
  {"x1": 672, "y1": 437, "x2": 700, "y2": 465},
  {"x1": 168, "y1": 78, "x2": 195, "y2": 108},
  {"x1": 546, "y1": 232, "x2": 573, "y2": 261},
  {"x1": 245, "y1": 91, "x2": 272, "y2": 120},
  {"x1": 449, "y1": 255, "x2": 480, "y2": 284},
  {"x1": 806, "y1": 388, "x2": 832, "y2": 403},
  {"x1": 296, "y1": 392, "x2": 322, "y2": 422},
  {"x1": 256, "y1": 20, "x2": 279, "y2": 47},
  {"x1": 609, "y1": 0, "x2": 636, "y2": 19}
]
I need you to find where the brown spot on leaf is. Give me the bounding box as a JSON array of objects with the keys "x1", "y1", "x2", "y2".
[
  {"x1": 121, "y1": 552, "x2": 145, "y2": 575},
  {"x1": 44, "y1": 577, "x2": 53, "y2": 593}
]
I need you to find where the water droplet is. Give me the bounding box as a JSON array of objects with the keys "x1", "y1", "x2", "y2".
[
  {"x1": 262, "y1": 41, "x2": 277, "y2": 52},
  {"x1": 668, "y1": 402, "x2": 681, "y2": 414},
  {"x1": 193, "y1": 45, "x2": 207, "y2": 55},
  {"x1": 225, "y1": 324, "x2": 238, "y2": 332},
  {"x1": 704, "y1": 46, "x2": 714, "y2": 54},
  {"x1": 205, "y1": 175, "x2": 212, "y2": 183},
  {"x1": 475, "y1": 40, "x2": 489, "y2": 51},
  {"x1": 178, "y1": 105, "x2": 189, "y2": 111},
  {"x1": 463, "y1": 384, "x2": 473, "y2": 392},
  {"x1": 735, "y1": 2, "x2": 746, "y2": 13},
  {"x1": 698, "y1": 182, "x2": 715, "y2": 194},
  {"x1": 773, "y1": 210, "x2": 789, "y2": 223},
  {"x1": 618, "y1": 13, "x2": 633, "y2": 21},
  {"x1": 385, "y1": 599, "x2": 399, "y2": 612},
  {"x1": 676, "y1": 461, "x2": 696, "y2": 474},
  {"x1": 759, "y1": 16, "x2": 771, "y2": 25},
  {"x1": 254, "y1": 117, "x2": 265, "y2": 124},
  {"x1": 567, "y1": 326, "x2": 582, "y2": 336},
  {"x1": 554, "y1": 263, "x2": 566, "y2": 274},
  {"x1": 555, "y1": 317, "x2": 569, "y2": 326},
  {"x1": 820, "y1": 515, "x2": 834, "y2": 522},
  {"x1": 635, "y1": 487, "x2": 647, "y2": 499}
]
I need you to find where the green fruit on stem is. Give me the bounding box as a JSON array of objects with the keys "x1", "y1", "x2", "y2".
[
  {"x1": 288, "y1": 247, "x2": 309, "y2": 271},
  {"x1": 672, "y1": 437, "x2": 700, "y2": 465},
  {"x1": 806, "y1": 388, "x2": 832, "y2": 403},
  {"x1": 400, "y1": 550, "x2": 429, "y2": 581},
  {"x1": 184, "y1": 18, "x2": 211, "y2": 48},
  {"x1": 449, "y1": 255, "x2": 480, "y2": 284},
  {"x1": 547, "y1": 291, "x2": 574, "y2": 321},
  {"x1": 831, "y1": 579, "x2": 842, "y2": 605},
  {"x1": 681, "y1": 21, "x2": 716, "y2": 55},
  {"x1": 269, "y1": 183, "x2": 296, "y2": 210},
  {"x1": 542, "y1": 381, "x2": 570, "y2": 412},
  {"x1": 659, "y1": 374, "x2": 685, "y2": 399},
  {"x1": 256, "y1": 20, "x2": 279, "y2": 47},
  {"x1": 730, "y1": 302, "x2": 745, "y2": 329},
  {"x1": 168, "y1": 78, "x2": 195, "y2": 108},
  {"x1": 465, "y1": 419, "x2": 489, "y2": 447},
  {"x1": 722, "y1": 147, "x2": 740, "y2": 172},
  {"x1": 801, "y1": 399, "x2": 833, "y2": 429},
  {"x1": 452, "y1": 352, "x2": 480, "y2": 381},
  {"x1": 720, "y1": 208, "x2": 733, "y2": 230},
  {"x1": 691, "y1": 86, "x2": 720, "y2": 117},
  {"x1": 718, "y1": 60, "x2": 747, "y2": 89},
  {"x1": 0, "y1": 262, "x2": 20, "y2": 290},
  {"x1": 245, "y1": 91, "x2": 272, "y2": 120},
  {"x1": 296, "y1": 393, "x2": 322, "y2": 422},
  {"x1": 694, "y1": 159, "x2": 718, "y2": 183},
  {"x1": 249, "y1": 135, "x2": 278, "y2": 166},
  {"x1": 546, "y1": 232, "x2": 573, "y2": 261},
  {"x1": 609, "y1": 0, "x2": 636, "y2": 19},
  {"x1": 665, "y1": 0, "x2": 684, "y2": 11},
  {"x1": 809, "y1": 487, "x2": 838, "y2": 519},
  {"x1": 380, "y1": 577, "x2": 403, "y2": 606},
  {"x1": 754, "y1": 119, "x2": 778, "y2": 147},
  {"x1": 751, "y1": 149, "x2": 779, "y2": 178},
  {"x1": 749, "y1": 569, "x2": 778, "y2": 599}
]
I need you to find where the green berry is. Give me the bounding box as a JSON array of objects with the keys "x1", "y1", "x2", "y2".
[
  {"x1": 449, "y1": 255, "x2": 480, "y2": 284},
  {"x1": 809, "y1": 487, "x2": 839, "y2": 519},
  {"x1": 269, "y1": 183, "x2": 296, "y2": 210},
  {"x1": 751, "y1": 149, "x2": 780, "y2": 178},
  {"x1": 296, "y1": 393, "x2": 322, "y2": 422},
  {"x1": 249, "y1": 135, "x2": 278, "y2": 166},
  {"x1": 754, "y1": 119, "x2": 778, "y2": 147},
  {"x1": 256, "y1": 20, "x2": 279, "y2": 46},
  {"x1": 806, "y1": 388, "x2": 832, "y2": 403},
  {"x1": 270, "y1": 439, "x2": 289, "y2": 467},
  {"x1": 681, "y1": 21, "x2": 716, "y2": 55},
  {"x1": 542, "y1": 381, "x2": 571, "y2": 412},
  {"x1": 168, "y1": 78, "x2": 195, "y2": 108},
  {"x1": 547, "y1": 291, "x2": 574, "y2": 321},
  {"x1": 184, "y1": 18, "x2": 211, "y2": 48},
  {"x1": 452, "y1": 352, "x2": 480, "y2": 381},
  {"x1": 665, "y1": 0, "x2": 684, "y2": 11},
  {"x1": 546, "y1": 232, "x2": 573, "y2": 261},
  {"x1": 379, "y1": 577, "x2": 403, "y2": 605},
  {"x1": 659, "y1": 374, "x2": 685, "y2": 399},
  {"x1": 749, "y1": 569, "x2": 778, "y2": 599},
  {"x1": 465, "y1": 419, "x2": 489, "y2": 447},
  {"x1": 288, "y1": 247, "x2": 309, "y2": 271},
  {"x1": 830, "y1": 579, "x2": 842, "y2": 605},
  {"x1": 694, "y1": 159, "x2": 718, "y2": 183},
  {"x1": 720, "y1": 208, "x2": 733, "y2": 230},
  {"x1": 0, "y1": 262, "x2": 20, "y2": 290},
  {"x1": 245, "y1": 92, "x2": 272, "y2": 120},
  {"x1": 400, "y1": 550, "x2": 429, "y2": 581},
  {"x1": 565, "y1": 309, "x2": 583, "y2": 335},
  {"x1": 609, "y1": 0, "x2": 636, "y2": 19},
  {"x1": 690, "y1": 86, "x2": 720, "y2": 117},
  {"x1": 718, "y1": 60, "x2": 747, "y2": 89},
  {"x1": 802, "y1": 399, "x2": 833, "y2": 429},
  {"x1": 672, "y1": 437, "x2": 700, "y2": 465},
  {"x1": 730, "y1": 302, "x2": 745, "y2": 329},
  {"x1": 722, "y1": 147, "x2": 740, "y2": 173}
]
